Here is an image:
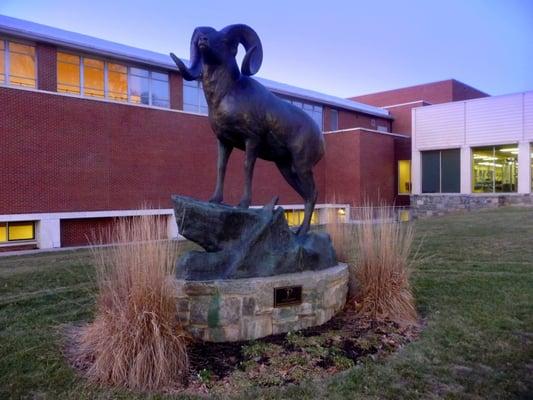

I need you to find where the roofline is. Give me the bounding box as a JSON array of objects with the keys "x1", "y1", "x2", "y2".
[
  {"x1": 349, "y1": 78, "x2": 490, "y2": 100},
  {"x1": 0, "y1": 14, "x2": 391, "y2": 119}
]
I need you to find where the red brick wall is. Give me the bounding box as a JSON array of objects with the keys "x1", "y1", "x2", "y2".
[
  {"x1": 323, "y1": 129, "x2": 401, "y2": 206},
  {"x1": 60, "y1": 218, "x2": 116, "y2": 246},
  {"x1": 350, "y1": 80, "x2": 456, "y2": 107},
  {"x1": 36, "y1": 43, "x2": 57, "y2": 92},
  {"x1": 0, "y1": 244, "x2": 38, "y2": 252},
  {"x1": 60, "y1": 216, "x2": 168, "y2": 247},
  {"x1": 0, "y1": 86, "x2": 325, "y2": 215},
  {"x1": 337, "y1": 109, "x2": 391, "y2": 132},
  {"x1": 382, "y1": 101, "x2": 430, "y2": 136},
  {"x1": 357, "y1": 131, "x2": 396, "y2": 205},
  {"x1": 452, "y1": 80, "x2": 490, "y2": 101},
  {"x1": 169, "y1": 71, "x2": 183, "y2": 110},
  {"x1": 323, "y1": 132, "x2": 361, "y2": 204}
]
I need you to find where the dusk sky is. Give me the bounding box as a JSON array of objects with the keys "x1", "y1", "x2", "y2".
[{"x1": 1, "y1": 0, "x2": 531, "y2": 98}]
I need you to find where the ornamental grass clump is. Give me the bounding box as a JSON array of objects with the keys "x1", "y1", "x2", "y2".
[
  {"x1": 71, "y1": 215, "x2": 189, "y2": 392},
  {"x1": 327, "y1": 205, "x2": 417, "y2": 325}
]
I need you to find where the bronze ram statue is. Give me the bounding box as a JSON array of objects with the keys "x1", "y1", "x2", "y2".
[{"x1": 171, "y1": 24, "x2": 325, "y2": 235}]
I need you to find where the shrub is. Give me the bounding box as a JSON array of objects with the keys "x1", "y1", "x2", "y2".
[
  {"x1": 327, "y1": 206, "x2": 417, "y2": 325},
  {"x1": 71, "y1": 215, "x2": 189, "y2": 391}
]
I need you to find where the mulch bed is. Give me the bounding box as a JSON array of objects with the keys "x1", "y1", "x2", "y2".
[{"x1": 184, "y1": 305, "x2": 420, "y2": 395}]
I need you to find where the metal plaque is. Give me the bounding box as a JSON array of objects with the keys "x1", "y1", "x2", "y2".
[{"x1": 274, "y1": 286, "x2": 302, "y2": 307}]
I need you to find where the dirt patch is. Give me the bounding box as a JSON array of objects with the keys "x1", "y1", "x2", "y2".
[{"x1": 184, "y1": 306, "x2": 420, "y2": 395}]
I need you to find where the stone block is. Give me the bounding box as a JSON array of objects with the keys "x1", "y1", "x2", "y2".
[{"x1": 175, "y1": 263, "x2": 348, "y2": 342}]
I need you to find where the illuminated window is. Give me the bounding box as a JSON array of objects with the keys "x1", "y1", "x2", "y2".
[
  {"x1": 83, "y1": 57, "x2": 104, "y2": 98},
  {"x1": 472, "y1": 145, "x2": 518, "y2": 193},
  {"x1": 398, "y1": 160, "x2": 411, "y2": 194},
  {"x1": 422, "y1": 149, "x2": 460, "y2": 193},
  {"x1": 183, "y1": 80, "x2": 208, "y2": 114},
  {"x1": 0, "y1": 40, "x2": 4, "y2": 84},
  {"x1": 57, "y1": 52, "x2": 81, "y2": 94},
  {"x1": 0, "y1": 223, "x2": 6, "y2": 242},
  {"x1": 0, "y1": 221, "x2": 35, "y2": 242},
  {"x1": 108, "y1": 63, "x2": 128, "y2": 101},
  {"x1": 284, "y1": 210, "x2": 318, "y2": 227},
  {"x1": 56, "y1": 52, "x2": 168, "y2": 107},
  {"x1": 0, "y1": 40, "x2": 36, "y2": 88}
]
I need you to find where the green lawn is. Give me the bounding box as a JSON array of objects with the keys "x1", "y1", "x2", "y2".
[{"x1": 1, "y1": 207, "x2": 532, "y2": 399}]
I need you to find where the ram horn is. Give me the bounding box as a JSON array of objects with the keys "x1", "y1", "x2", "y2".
[
  {"x1": 222, "y1": 24, "x2": 263, "y2": 76},
  {"x1": 170, "y1": 27, "x2": 208, "y2": 81}
]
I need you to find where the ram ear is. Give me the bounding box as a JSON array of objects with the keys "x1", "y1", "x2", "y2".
[{"x1": 221, "y1": 24, "x2": 263, "y2": 76}]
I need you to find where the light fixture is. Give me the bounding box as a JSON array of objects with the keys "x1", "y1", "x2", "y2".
[
  {"x1": 499, "y1": 148, "x2": 518, "y2": 153},
  {"x1": 337, "y1": 209, "x2": 346, "y2": 216}
]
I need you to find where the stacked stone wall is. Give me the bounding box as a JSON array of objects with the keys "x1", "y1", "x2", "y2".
[{"x1": 411, "y1": 194, "x2": 533, "y2": 218}]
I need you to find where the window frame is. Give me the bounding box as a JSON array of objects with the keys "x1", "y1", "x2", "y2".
[
  {"x1": 471, "y1": 144, "x2": 519, "y2": 194},
  {"x1": 56, "y1": 50, "x2": 169, "y2": 108},
  {"x1": 183, "y1": 79, "x2": 208, "y2": 115},
  {"x1": 421, "y1": 148, "x2": 461, "y2": 194},
  {"x1": 398, "y1": 159, "x2": 412, "y2": 194},
  {"x1": 0, "y1": 221, "x2": 36, "y2": 243},
  {"x1": 0, "y1": 37, "x2": 38, "y2": 89}
]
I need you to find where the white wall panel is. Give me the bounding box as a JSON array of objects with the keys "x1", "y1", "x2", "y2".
[
  {"x1": 524, "y1": 92, "x2": 533, "y2": 141},
  {"x1": 465, "y1": 94, "x2": 523, "y2": 146},
  {"x1": 414, "y1": 102, "x2": 465, "y2": 149}
]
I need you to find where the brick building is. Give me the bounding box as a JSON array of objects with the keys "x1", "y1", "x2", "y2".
[{"x1": 1, "y1": 15, "x2": 499, "y2": 251}]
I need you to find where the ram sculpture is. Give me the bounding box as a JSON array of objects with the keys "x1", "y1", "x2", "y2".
[{"x1": 171, "y1": 24, "x2": 325, "y2": 235}]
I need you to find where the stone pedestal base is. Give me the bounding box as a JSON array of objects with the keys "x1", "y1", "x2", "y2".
[{"x1": 175, "y1": 263, "x2": 348, "y2": 342}]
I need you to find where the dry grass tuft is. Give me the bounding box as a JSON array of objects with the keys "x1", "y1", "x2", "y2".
[
  {"x1": 70, "y1": 215, "x2": 189, "y2": 392},
  {"x1": 326, "y1": 205, "x2": 417, "y2": 325}
]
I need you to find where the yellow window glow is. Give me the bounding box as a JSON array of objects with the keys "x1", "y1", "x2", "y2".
[
  {"x1": 83, "y1": 57, "x2": 104, "y2": 98},
  {"x1": 8, "y1": 41, "x2": 36, "y2": 88},
  {"x1": 8, "y1": 222, "x2": 34, "y2": 241},
  {"x1": 0, "y1": 223, "x2": 7, "y2": 242},
  {"x1": 0, "y1": 40, "x2": 4, "y2": 84},
  {"x1": 57, "y1": 52, "x2": 80, "y2": 94},
  {"x1": 398, "y1": 160, "x2": 411, "y2": 194},
  {"x1": 108, "y1": 62, "x2": 128, "y2": 101},
  {"x1": 284, "y1": 210, "x2": 318, "y2": 227}
]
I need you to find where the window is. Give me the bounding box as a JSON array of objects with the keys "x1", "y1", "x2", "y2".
[
  {"x1": 150, "y1": 71, "x2": 170, "y2": 107},
  {"x1": 329, "y1": 109, "x2": 338, "y2": 131},
  {"x1": 377, "y1": 125, "x2": 389, "y2": 133},
  {"x1": 0, "y1": 221, "x2": 35, "y2": 242},
  {"x1": 183, "y1": 80, "x2": 208, "y2": 114},
  {"x1": 57, "y1": 52, "x2": 80, "y2": 94},
  {"x1": 398, "y1": 160, "x2": 411, "y2": 194},
  {"x1": 472, "y1": 145, "x2": 518, "y2": 193},
  {"x1": 280, "y1": 96, "x2": 323, "y2": 130},
  {"x1": 0, "y1": 39, "x2": 36, "y2": 88},
  {"x1": 129, "y1": 67, "x2": 150, "y2": 105},
  {"x1": 284, "y1": 210, "x2": 318, "y2": 227},
  {"x1": 83, "y1": 57, "x2": 104, "y2": 98},
  {"x1": 57, "y1": 52, "x2": 169, "y2": 107},
  {"x1": 0, "y1": 40, "x2": 4, "y2": 84},
  {"x1": 421, "y1": 149, "x2": 460, "y2": 193},
  {"x1": 107, "y1": 63, "x2": 128, "y2": 101}
]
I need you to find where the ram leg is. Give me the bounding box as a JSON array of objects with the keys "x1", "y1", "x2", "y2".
[
  {"x1": 294, "y1": 169, "x2": 318, "y2": 236},
  {"x1": 238, "y1": 139, "x2": 259, "y2": 208},
  {"x1": 209, "y1": 140, "x2": 233, "y2": 203}
]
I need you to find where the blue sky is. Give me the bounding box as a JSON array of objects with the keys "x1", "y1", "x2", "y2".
[{"x1": 1, "y1": 0, "x2": 531, "y2": 97}]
